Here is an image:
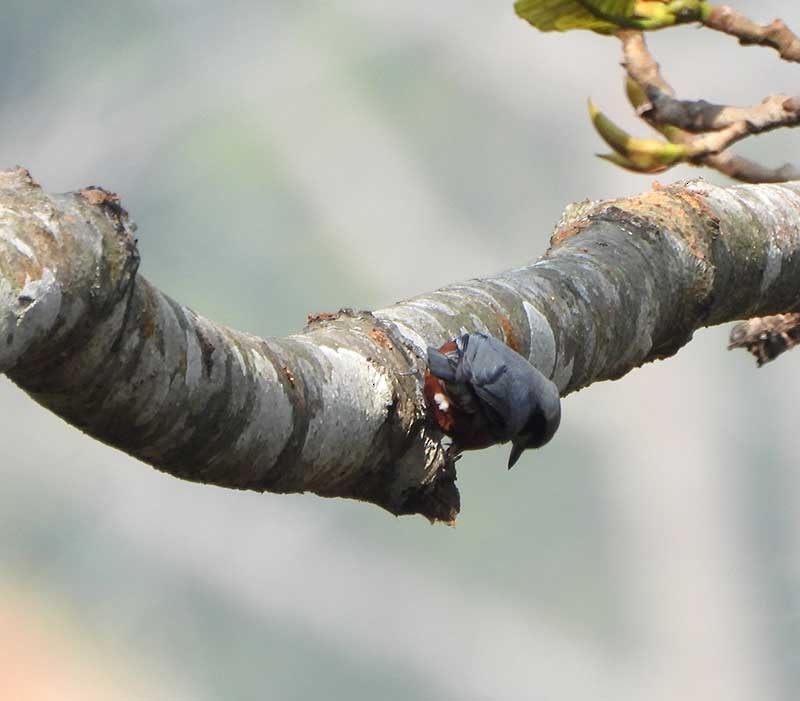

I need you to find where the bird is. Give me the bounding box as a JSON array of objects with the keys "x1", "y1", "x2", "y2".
[{"x1": 424, "y1": 332, "x2": 561, "y2": 468}]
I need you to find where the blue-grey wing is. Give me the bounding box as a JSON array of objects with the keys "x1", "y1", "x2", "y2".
[
  {"x1": 462, "y1": 333, "x2": 508, "y2": 386},
  {"x1": 427, "y1": 347, "x2": 458, "y2": 382},
  {"x1": 472, "y1": 381, "x2": 513, "y2": 436},
  {"x1": 469, "y1": 361, "x2": 506, "y2": 387}
]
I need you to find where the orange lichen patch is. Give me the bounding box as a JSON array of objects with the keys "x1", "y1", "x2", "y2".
[
  {"x1": 306, "y1": 308, "x2": 365, "y2": 328},
  {"x1": 664, "y1": 187, "x2": 720, "y2": 264},
  {"x1": 282, "y1": 364, "x2": 296, "y2": 388},
  {"x1": 77, "y1": 187, "x2": 132, "y2": 235},
  {"x1": 671, "y1": 185, "x2": 721, "y2": 228},
  {"x1": 612, "y1": 187, "x2": 716, "y2": 263},
  {"x1": 495, "y1": 313, "x2": 519, "y2": 353},
  {"x1": 550, "y1": 217, "x2": 595, "y2": 248},
  {"x1": 369, "y1": 327, "x2": 393, "y2": 351},
  {"x1": 549, "y1": 200, "x2": 610, "y2": 248},
  {"x1": 78, "y1": 187, "x2": 120, "y2": 207},
  {"x1": 306, "y1": 311, "x2": 339, "y2": 325}
]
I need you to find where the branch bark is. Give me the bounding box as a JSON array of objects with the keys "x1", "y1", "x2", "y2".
[
  {"x1": 704, "y1": 5, "x2": 800, "y2": 62},
  {"x1": 3, "y1": 167, "x2": 800, "y2": 522},
  {"x1": 729, "y1": 313, "x2": 800, "y2": 366}
]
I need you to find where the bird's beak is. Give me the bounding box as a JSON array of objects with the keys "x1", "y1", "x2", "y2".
[{"x1": 507, "y1": 442, "x2": 525, "y2": 469}]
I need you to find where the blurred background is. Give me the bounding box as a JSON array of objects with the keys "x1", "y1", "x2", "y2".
[{"x1": 1, "y1": 1, "x2": 799, "y2": 699}]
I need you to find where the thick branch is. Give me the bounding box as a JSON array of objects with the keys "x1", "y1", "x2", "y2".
[{"x1": 3, "y1": 168, "x2": 800, "y2": 521}]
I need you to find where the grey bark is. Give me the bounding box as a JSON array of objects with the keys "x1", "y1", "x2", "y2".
[{"x1": 2, "y1": 167, "x2": 800, "y2": 522}]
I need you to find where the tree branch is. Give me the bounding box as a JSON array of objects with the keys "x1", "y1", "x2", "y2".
[
  {"x1": 729, "y1": 313, "x2": 800, "y2": 366},
  {"x1": 617, "y1": 30, "x2": 800, "y2": 182},
  {"x1": 702, "y1": 152, "x2": 800, "y2": 184},
  {"x1": 622, "y1": 29, "x2": 800, "y2": 135},
  {"x1": 3, "y1": 167, "x2": 800, "y2": 522},
  {"x1": 704, "y1": 5, "x2": 800, "y2": 62}
]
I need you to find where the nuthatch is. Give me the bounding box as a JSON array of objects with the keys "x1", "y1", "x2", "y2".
[{"x1": 424, "y1": 332, "x2": 561, "y2": 468}]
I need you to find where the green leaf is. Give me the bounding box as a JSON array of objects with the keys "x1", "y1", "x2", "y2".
[
  {"x1": 515, "y1": 0, "x2": 712, "y2": 34},
  {"x1": 597, "y1": 152, "x2": 671, "y2": 173},
  {"x1": 514, "y1": 0, "x2": 627, "y2": 34},
  {"x1": 589, "y1": 99, "x2": 689, "y2": 173}
]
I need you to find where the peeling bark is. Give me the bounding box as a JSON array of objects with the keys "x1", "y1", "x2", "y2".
[{"x1": 2, "y1": 167, "x2": 800, "y2": 522}]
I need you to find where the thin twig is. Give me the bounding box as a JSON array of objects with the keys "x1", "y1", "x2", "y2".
[
  {"x1": 703, "y1": 152, "x2": 800, "y2": 184},
  {"x1": 619, "y1": 31, "x2": 800, "y2": 134},
  {"x1": 617, "y1": 30, "x2": 798, "y2": 182},
  {"x1": 649, "y1": 94, "x2": 800, "y2": 135},
  {"x1": 705, "y1": 5, "x2": 800, "y2": 62}
]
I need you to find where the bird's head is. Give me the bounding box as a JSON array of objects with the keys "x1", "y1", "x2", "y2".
[{"x1": 507, "y1": 379, "x2": 561, "y2": 469}]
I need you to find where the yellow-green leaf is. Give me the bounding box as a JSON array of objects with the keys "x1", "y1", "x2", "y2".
[
  {"x1": 589, "y1": 99, "x2": 689, "y2": 172},
  {"x1": 597, "y1": 152, "x2": 671, "y2": 174},
  {"x1": 514, "y1": 0, "x2": 625, "y2": 34},
  {"x1": 515, "y1": 0, "x2": 712, "y2": 34}
]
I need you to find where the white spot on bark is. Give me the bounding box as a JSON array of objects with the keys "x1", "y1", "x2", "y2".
[
  {"x1": 0, "y1": 268, "x2": 62, "y2": 371},
  {"x1": 760, "y1": 252, "x2": 781, "y2": 293},
  {"x1": 387, "y1": 320, "x2": 428, "y2": 357},
  {"x1": 184, "y1": 327, "x2": 202, "y2": 388},
  {"x1": 230, "y1": 344, "x2": 246, "y2": 374},
  {"x1": 468, "y1": 314, "x2": 488, "y2": 334},
  {"x1": 301, "y1": 346, "x2": 392, "y2": 487},
  {"x1": 10, "y1": 238, "x2": 34, "y2": 258},
  {"x1": 16, "y1": 269, "x2": 61, "y2": 327},
  {"x1": 31, "y1": 208, "x2": 62, "y2": 240},
  {"x1": 232, "y1": 349, "x2": 293, "y2": 468},
  {"x1": 376, "y1": 307, "x2": 447, "y2": 354},
  {"x1": 523, "y1": 301, "x2": 556, "y2": 378}
]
